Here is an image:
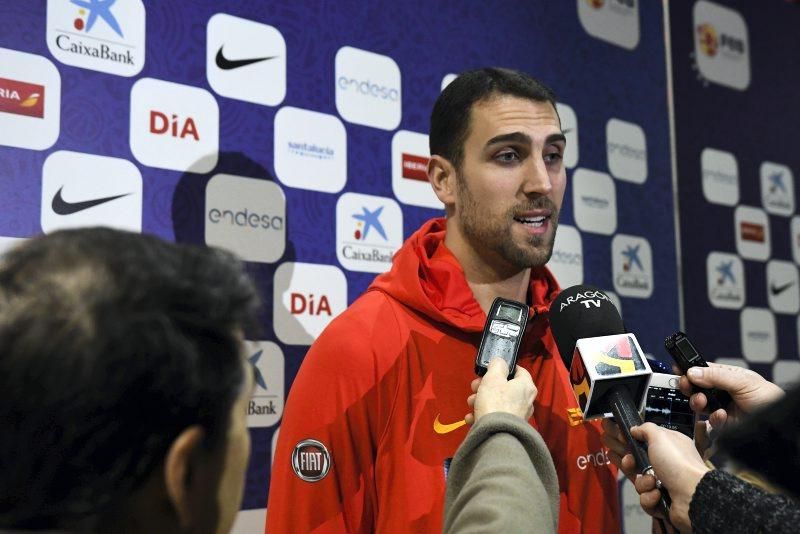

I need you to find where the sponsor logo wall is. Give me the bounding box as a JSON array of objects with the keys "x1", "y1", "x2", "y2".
[
  {"x1": 670, "y1": 0, "x2": 800, "y2": 432},
  {"x1": 3, "y1": 2, "x2": 735, "y2": 532}
]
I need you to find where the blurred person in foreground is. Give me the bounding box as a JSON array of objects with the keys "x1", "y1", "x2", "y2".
[
  {"x1": 0, "y1": 228, "x2": 259, "y2": 533},
  {"x1": 603, "y1": 362, "x2": 800, "y2": 533},
  {"x1": 443, "y1": 358, "x2": 558, "y2": 534}
]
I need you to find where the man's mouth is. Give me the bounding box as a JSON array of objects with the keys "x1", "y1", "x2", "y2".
[{"x1": 514, "y1": 215, "x2": 549, "y2": 228}]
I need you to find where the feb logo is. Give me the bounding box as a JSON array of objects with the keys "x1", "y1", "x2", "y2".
[
  {"x1": 593, "y1": 336, "x2": 645, "y2": 376},
  {"x1": 696, "y1": 23, "x2": 718, "y2": 56},
  {"x1": 587, "y1": 0, "x2": 604, "y2": 8},
  {"x1": 291, "y1": 439, "x2": 331, "y2": 482}
]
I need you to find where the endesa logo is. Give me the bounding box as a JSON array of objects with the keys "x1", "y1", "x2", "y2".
[
  {"x1": 0, "y1": 48, "x2": 60, "y2": 150},
  {"x1": 612, "y1": 234, "x2": 653, "y2": 298},
  {"x1": 335, "y1": 46, "x2": 401, "y2": 130},
  {"x1": 0, "y1": 78, "x2": 44, "y2": 118},
  {"x1": 548, "y1": 224, "x2": 584, "y2": 288},
  {"x1": 205, "y1": 174, "x2": 285, "y2": 264},
  {"x1": 606, "y1": 118, "x2": 647, "y2": 184},
  {"x1": 693, "y1": 1, "x2": 750, "y2": 90},
  {"x1": 791, "y1": 216, "x2": 800, "y2": 265},
  {"x1": 47, "y1": 0, "x2": 145, "y2": 77},
  {"x1": 701, "y1": 147, "x2": 739, "y2": 206},
  {"x1": 245, "y1": 340, "x2": 284, "y2": 428},
  {"x1": 391, "y1": 130, "x2": 442, "y2": 209},
  {"x1": 273, "y1": 262, "x2": 347, "y2": 345},
  {"x1": 706, "y1": 251, "x2": 745, "y2": 310},
  {"x1": 336, "y1": 193, "x2": 403, "y2": 273},
  {"x1": 735, "y1": 206, "x2": 770, "y2": 261},
  {"x1": 130, "y1": 78, "x2": 219, "y2": 173},
  {"x1": 578, "y1": 0, "x2": 639, "y2": 50},
  {"x1": 556, "y1": 103, "x2": 579, "y2": 169}
]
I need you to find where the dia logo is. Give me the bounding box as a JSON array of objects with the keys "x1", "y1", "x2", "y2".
[
  {"x1": 273, "y1": 262, "x2": 347, "y2": 345},
  {"x1": 130, "y1": 78, "x2": 218, "y2": 173},
  {"x1": 245, "y1": 340, "x2": 284, "y2": 428}
]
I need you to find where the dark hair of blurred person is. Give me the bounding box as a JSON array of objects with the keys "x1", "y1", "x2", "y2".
[{"x1": 0, "y1": 227, "x2": 259, "y2": 533}]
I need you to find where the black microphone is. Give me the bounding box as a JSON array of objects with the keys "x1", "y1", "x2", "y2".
[{"x1": 549, "y1": 284, "x2": 672, "y2": 519}]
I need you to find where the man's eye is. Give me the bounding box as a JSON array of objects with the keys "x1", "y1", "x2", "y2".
[
  {"x1": 495, "y1": 151, "x2": 520, "y2": 163},
  {"x1": 544, "y1": 152, "x2": 563, "y2": 164}
]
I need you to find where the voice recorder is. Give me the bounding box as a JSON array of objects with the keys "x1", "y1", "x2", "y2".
[
  {"x1": 664, "y1": 331, "x2": 732, "y2": 413},
  {"x1": 475, "y1": 297, "x2": 529, "y2": 379}
]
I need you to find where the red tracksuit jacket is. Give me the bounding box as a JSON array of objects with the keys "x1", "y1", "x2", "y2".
[{"x1": 267, "y1": 218, "x2": 620, "y2": 533}]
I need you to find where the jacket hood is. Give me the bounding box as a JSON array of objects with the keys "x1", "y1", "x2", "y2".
[{"x1": 368, "y1": 218, "x2": 562, "y2": 333}]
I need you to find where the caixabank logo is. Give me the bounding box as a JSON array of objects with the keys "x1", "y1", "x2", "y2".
[
  {"x1": 244, "y1": 340, "x2": 284, "y2": 428},
  {"x1": 612, "y1": 234, "x2": 653, "y2": 298},
  {"x1": 204, "y1": 174, "x2": 285, "y2": 264},
  {"x1": 273, "y1": 262, "x2": 347, "y2": 345},
  {"x1": 47, "y1": 0, "x2": 145, "y2": 76},
  {"x1": 0, "y1": 48, "x2": 61, "y2": 150},
  {"x1": 577, "y1": 0, "x2": 639, "y2": 50},
  {"x1": 693, "y1": 1, "x2": 750, "y2": 90},
  {"x1": 274, "y1": 106, "x2": 347, "y2": 193},
  {"x1": 706, "y1": 251, "x2": 745, "y2": 310},
  {"x1": 336, "y1": 193, "x2": 403, "y2": 273},
  {"x1": 41, "y1": 150, "x2": 142, "y2": 233},
  {"x1": 760, "y1": 162, "x2": 795, "y2": 217}
]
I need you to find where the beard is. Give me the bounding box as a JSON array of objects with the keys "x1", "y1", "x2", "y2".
[{"x1": 456, "y1": 177, "x2": 560, "y2": 269}]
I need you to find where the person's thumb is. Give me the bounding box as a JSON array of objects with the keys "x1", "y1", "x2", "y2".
[
  {"x1": 485, "y1": 357, "x2": 510, "y2": 380},
  {"x1": 687, "y1": 365, "x2": 746, "y2": 394},
  {"x1": 630, "y1": 422, "x2": 660, "y2": 444}
]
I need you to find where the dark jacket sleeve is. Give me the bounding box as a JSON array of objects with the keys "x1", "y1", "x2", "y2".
[
  {"x1": 689, "y1": 469, "x2": 800, "y2": 534},
  {"x1": 443, "y1": 412, "x2": 559, "y2": 534}
]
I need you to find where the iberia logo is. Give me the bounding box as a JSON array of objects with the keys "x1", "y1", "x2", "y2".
[
  {"x1": 0, "y1": 77, "x2": 45, "y2": 118},
  {"x1": 587, "y1": 0, "x2": 604, "y2": 8},
  {"x1": 696, "y1": 23, "x2": 718, "y2": 56}
]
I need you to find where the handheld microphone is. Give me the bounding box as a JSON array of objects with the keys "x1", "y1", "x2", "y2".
[{"x1": 549, "y1": 285, "x2": 671, "y2": 518}]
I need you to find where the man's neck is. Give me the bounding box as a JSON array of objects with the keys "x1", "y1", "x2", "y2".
[{"x1": 444, "y1": 228, "x2": 532, "y2": 315}]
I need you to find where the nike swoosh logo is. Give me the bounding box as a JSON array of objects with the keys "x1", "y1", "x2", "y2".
[
  {"x1": 770, "y1": 280, "x2": 795, "y2": 296},
  {"x1": 215, "y1": 46, "x2": 277, "y2": 70},
  {"x1": 52, "y1": 187, "x2": 131, "y2": 215},
  {"x1": 433, "y1": 414, "x2": 467, "y2": 434}
]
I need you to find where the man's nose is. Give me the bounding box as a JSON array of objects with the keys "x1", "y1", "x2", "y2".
[{"x1": 521, "y1": 157, "x2": 552, "y2": 196}]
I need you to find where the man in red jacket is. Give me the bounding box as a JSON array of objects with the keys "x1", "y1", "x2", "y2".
[{"x1": 267, "y1": 67, "x2": 620, "y2": 533}]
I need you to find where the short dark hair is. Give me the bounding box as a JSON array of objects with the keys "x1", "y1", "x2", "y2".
[
  {"x1": 429, "y1": 67, "x2": 558, "y2": 170},
  {"x1": 0, "y1": 228, "x2": 259, "y2": 529}
]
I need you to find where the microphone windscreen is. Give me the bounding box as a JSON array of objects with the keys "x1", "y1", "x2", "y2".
[{"x1": 549, "y1": 285, "x2": 625, "y2": 368}]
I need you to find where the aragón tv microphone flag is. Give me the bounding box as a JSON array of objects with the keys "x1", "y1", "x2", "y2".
[{"x1": 549, "y1": 285, "x2": 673, "y2": 519}]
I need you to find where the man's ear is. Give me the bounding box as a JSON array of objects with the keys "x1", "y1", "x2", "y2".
[
  {"x1": 428, "y1": 155, "x2": 457, "y2": 208},
  {"x1": 163, "y1": 425, "x2": 206, "y2": 528}
]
